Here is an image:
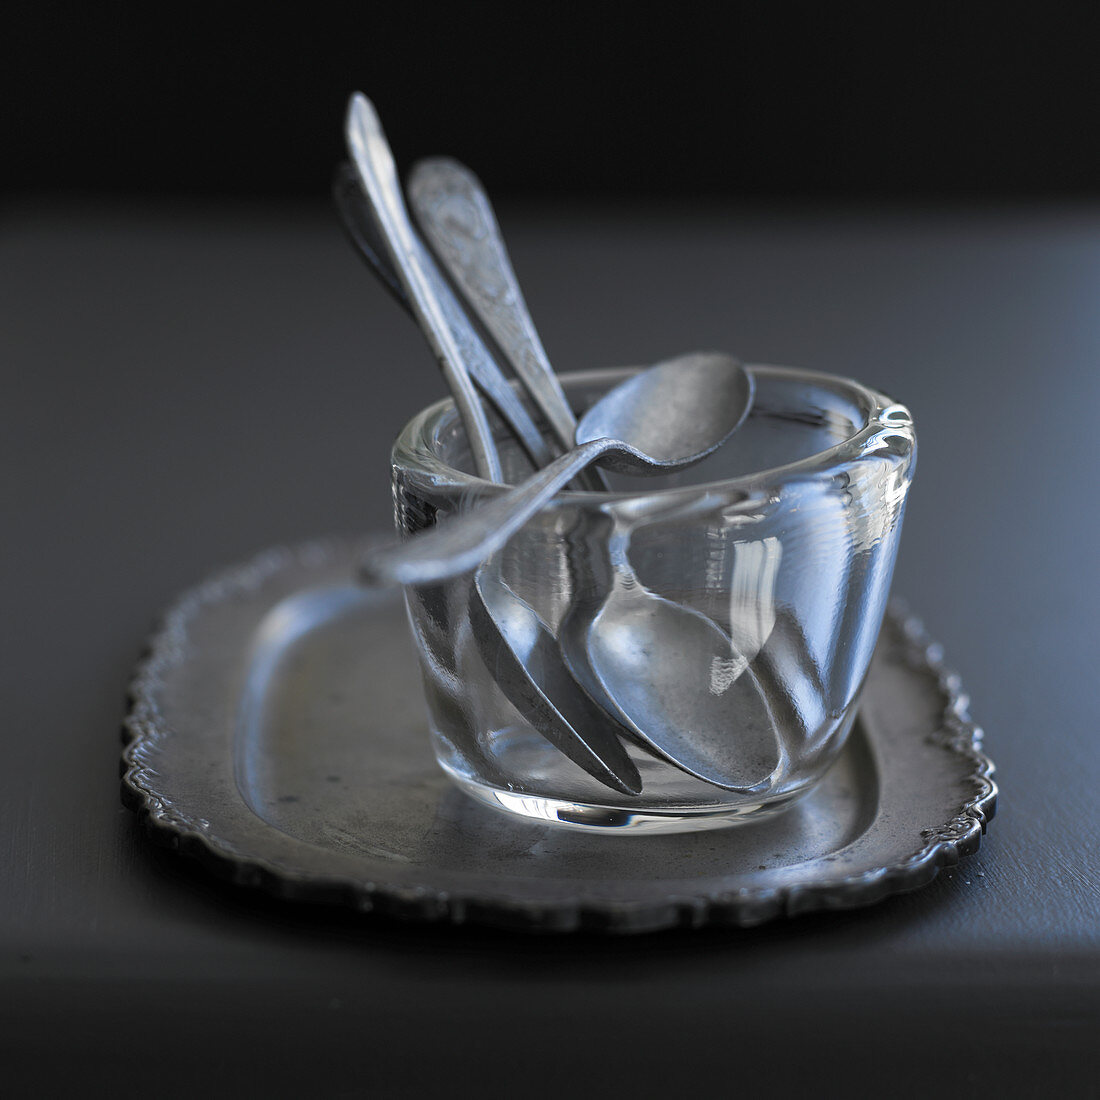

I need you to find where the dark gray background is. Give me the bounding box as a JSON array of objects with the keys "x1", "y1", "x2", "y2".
[
  {"x1": 6, "y1": 3, "x2": 1100, "y2": 202},
  {"x1": 4, "y1": 4, "x2": 1099, "y2": 1095}
]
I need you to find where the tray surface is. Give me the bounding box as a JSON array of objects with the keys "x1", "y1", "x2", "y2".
[{"x1": 122, "y1": 538, "x2": 996, "y2": 932}]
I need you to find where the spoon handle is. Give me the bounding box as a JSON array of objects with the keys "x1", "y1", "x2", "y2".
[
  {"x1": 332, "y1": 161, "x2": 407, "y2": 307},
  {"x1": 345, "y1": 95, "x2": 503, "y2": 482},
  {"x1": 333, "y1": 159, "x2": 554, "y2": 470},
  {"x1": 409, "y1": 158, "x2": 608, "y2": 492},
  {"x1": 362, "y1": 438, "x2": 619, "y2": 588}
]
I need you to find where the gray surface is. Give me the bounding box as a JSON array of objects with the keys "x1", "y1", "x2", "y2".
[{"x1": 3, "y1": 201, "x2": 1099, "y2": 1094}]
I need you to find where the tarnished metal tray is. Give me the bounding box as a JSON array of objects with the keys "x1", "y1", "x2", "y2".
[{"x1": 121, "y1": 538, "x2": 996, "y2": 933}]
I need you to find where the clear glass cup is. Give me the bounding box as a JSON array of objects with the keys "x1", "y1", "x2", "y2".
[{"x1": 392, "y1": 365, "x2": 916, "y2": 834}]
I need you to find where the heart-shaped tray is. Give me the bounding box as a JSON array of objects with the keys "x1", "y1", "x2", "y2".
[{"x1": 122, "y1": 538, "x2": 995, "y2": 933}]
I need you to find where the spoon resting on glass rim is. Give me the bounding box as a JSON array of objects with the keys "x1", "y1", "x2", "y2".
[{"x1": 360, "y1": 351, "x2": 754, "y2": 588}]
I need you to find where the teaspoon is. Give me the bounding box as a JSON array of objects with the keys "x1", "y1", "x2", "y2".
[
  {"x1": 361, "y1": 352, "x2": 754, "y2": 588},
  {"x1": 559, "y1": 512, "x2": 783, "y2": 790},
  {"x1": 470, "y1": 565, "x2": 643, "y2": 795},
  {"x1": 333, "y1": 159, "x2": 554, "y2": 472},
  {"x1": 408, "y1": 157, "x2": 606, "y2": 491}
]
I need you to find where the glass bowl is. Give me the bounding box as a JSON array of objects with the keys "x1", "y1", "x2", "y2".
[{"x1": 391, "y1": 364, "x2": 916, "y2": 834}]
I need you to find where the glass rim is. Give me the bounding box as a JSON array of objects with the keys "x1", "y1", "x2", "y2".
[{"x1": 391, "y1": 363, "x2": 914, "y2": 503}]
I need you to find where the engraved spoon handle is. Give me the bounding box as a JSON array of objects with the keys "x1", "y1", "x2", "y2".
[
  {"x1": 345, "y1": 95, "x2": 503, "y2": 482},
  {"x1": 333, "y1": 160, "x2": 554, "y2": 470},
  {"x1": 361, "y1": 438, "x2": 620, "y2": 588},
  {"x1": 409, "y1": 157, "x2": 607, "y2": 491}
]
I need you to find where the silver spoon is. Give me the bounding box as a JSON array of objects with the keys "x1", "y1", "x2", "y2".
[
  {"x1": 380, "y1": 353, "x2": 750, "y2": 795},
  {"x1": 559, "y1": 511, "x2": 783, "y2": 791},
  {"x1": 333, "y1": 159, "x2": 554, "y2": 472},
  {"x1": 408, "y1": 157, "x2": 606, "y2": 492},
  {"x1": 361, "y1": 352, "x2": 754, "y2": 588},
  {"x1": 470, "y1": 566, "x2": 643, "y2": 795},
  {"x1": 346, "y1": 94, "x2": 520, "y2": 480}
]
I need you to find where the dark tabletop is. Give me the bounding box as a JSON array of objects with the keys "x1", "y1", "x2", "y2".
[{"x1": 3, "y1": 201, "x2": 1098, "y2": 1096}]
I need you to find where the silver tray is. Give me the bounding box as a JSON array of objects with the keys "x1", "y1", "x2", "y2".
[{"x1": 121, "y1": 538, "x2": 996, "y2": 933}]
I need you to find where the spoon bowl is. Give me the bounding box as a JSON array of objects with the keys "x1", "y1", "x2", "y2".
[
  {"x1": 575, "y1": 357, "x2": 757, "y2": 470},
  {"x1": 470, "y1": 567, "x2": 642, "y2": 795},
  {"x1": 560, "y1": 512, "x2": 782, "y2": 790}
]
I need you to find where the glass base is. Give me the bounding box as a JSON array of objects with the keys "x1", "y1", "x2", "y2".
[{"x1": 440, "y1": 764, "x2": 813, "y2": 835}]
